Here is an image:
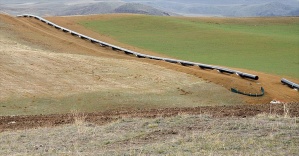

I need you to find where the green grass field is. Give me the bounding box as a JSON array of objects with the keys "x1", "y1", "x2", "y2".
[{"x1": 80, "y1": 15, "x2": 299, "y2": 78}]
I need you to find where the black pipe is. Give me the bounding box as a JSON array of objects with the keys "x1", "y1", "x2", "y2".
[
  {"x1": 62, "y1": 29, "x2": 69, "y2": 33},
  {"x1": 100, "y1": 43, "x2": 108, "y2": 47},
  {"x1": 198, "y1": 65, "x2": 214, "y2": 70},
  {"x1": 237, "y1": 72, "x2": 259, "y2": 80},
  {"x1": 70, "y1": 32, "x2": 78, "y2": 36},
  {"x1": 180, "y1": 62, "x2": 194, "y2": 66},
  {"x1": 281, "y1": 78, "x2": 299, "y2": 90},
  {"x1": 90, "y1": 40, "x2": 98, "y2": 43},
  {"x1": 124, "y1": 51, "x2": 134, "y2": 55},
  {"x1": 217, "y1": 69, "x2": 235, "y2": 74},
  {"x1": 136, "y1": 54, "x2": 146, "y2": 58},
  {"x1": 231, "y1": 87, "x2": 264, "y2": 97},
  {"x1": 112, "y1": 47, "x2": 120, "y2": 51},
  {"x1": 149, "y1": 57, "x2": 162, "y2": 60},
  {"x1": 80, "y1": 36, "x2": 87, "y2": 40},
  {"x1": 164, "y1": 59, "x2": 178, "y2": 64}
]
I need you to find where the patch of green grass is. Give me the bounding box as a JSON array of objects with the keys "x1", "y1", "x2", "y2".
[
  {"x1": 80, "y1": 16, "x2": 299, "y2": 78},
  {"x1": 0, "y1": 83, "x2": 244, "y2": 116}
]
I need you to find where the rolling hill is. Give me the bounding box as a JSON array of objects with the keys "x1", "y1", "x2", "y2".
[
  {"x1": 124, "y1": 0, "x2": 299, "y2": 17},
  {"x1": 0, "y1": 13, "x2": 249, "y2": 116},
  {"x1": 1, "y1": 0, "x2": 299, "y2": 17},
  {"x1": 0, "y1": 1, "x2": 174, "y2": 16}
]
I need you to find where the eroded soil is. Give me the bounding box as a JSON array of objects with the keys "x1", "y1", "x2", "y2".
[{"x1": 1, "y1": 103, "x2": 298, "y2": 132}]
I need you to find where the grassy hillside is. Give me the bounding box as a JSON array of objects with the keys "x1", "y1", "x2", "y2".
[{"x1": 80, "y1": 16, "x2": 299, "y2": 78}]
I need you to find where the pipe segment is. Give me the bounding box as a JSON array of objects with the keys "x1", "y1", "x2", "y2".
[
  {"x1": 281, "y1": 78, "x2": 299, "y2": 90},
  {"x1": 236, "y1": 72, "x2": 259, "y2": 80}
]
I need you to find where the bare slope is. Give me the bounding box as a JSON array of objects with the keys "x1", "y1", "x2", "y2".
[{"x1": 0, "y1": 14, "x2": 246, "y2": 116}]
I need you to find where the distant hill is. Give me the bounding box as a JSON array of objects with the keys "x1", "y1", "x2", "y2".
[
  {"x1": 60, "y1": 3, "x2": 174, "y2": 16},
  {"x1": 58, "y1": 2, "x2": 124, "y2": 16},
  {"x1": 115, "y1": 3, "x2": 173, "y2": 16},
  {"x1": 228, "y1": 2, "x2": 294, "y2": 17},
  {"x1": 123, "y1": 0, "x2": 299, "y2": 17},
  {"x1": 0, "y1": 0, "x2": 298, "y2": 17},
  {"x1": 0, "y1": 1, "x2": 175, "y2": 17}
]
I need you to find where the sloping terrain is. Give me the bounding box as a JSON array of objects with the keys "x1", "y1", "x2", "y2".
[
  {"x1": 0, "y1": 13, "x2": 298, "y2": 155},
  {"x1": 0, "y1": 14, "x2": 249, "y2": 116},
  {"x1": 78, "y1": 15, "x2": 299, "y2": 78},
  {"x1": 0, "y1": 13, "x2": 298, "y2": 121},
  {"x1": 46, "y1": 14, "x2": 299, "y2": 103}
]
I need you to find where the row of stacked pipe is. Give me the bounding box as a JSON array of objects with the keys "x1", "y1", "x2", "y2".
[{"x1": 17, "y1": 14, "x2": 299, "y2": 90}]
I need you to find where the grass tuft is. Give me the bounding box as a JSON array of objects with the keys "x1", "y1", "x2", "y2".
[{"x1": 70, "y1": 110, "x2": 87, "y2": 126}]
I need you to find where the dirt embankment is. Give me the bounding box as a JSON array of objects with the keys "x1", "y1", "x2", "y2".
[{"x1": 1, "y1": 103, "x2": 298, "y2": 132}]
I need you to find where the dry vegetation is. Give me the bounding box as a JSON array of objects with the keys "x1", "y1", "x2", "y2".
[
  {"x1": 0, "y1": 31, "x2": 244, "y2": 116},
  {"x1": 0, "y1": 14, "x2": 248, "y2": 116},
  {"x1": 0, "y1": 112, "x2": 298, "y2": 155}
]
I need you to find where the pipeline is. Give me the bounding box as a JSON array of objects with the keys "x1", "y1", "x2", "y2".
[
  {"x1": 236, "y1": 72, "x2": 259, "y2": 80},
  {"x1": 231, "y1": 87, "x2": 265, "y2": 97},
  {"x1": 281, "y1": 78, "x2": 299, "y2": 90},
  {"x1": 17, "y1": 14, "x2": 259, "y2": 81}
]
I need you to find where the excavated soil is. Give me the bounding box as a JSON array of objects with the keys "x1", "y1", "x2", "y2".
[{"x1": 1, "y1": 103, "x2": 299, "y2": 132}]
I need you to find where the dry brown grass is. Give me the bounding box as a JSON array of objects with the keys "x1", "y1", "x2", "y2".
[
  {"x1": 0, "y1": 19, "x2": 245, "y2": 116},
  {"x1": 0, "y1": 112, "x2": 298, "y2": 155}
]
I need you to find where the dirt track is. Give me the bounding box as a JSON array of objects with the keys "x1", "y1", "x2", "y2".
[{"x1": 1, "y1": 103, "x2": 298, "y2": 132}]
